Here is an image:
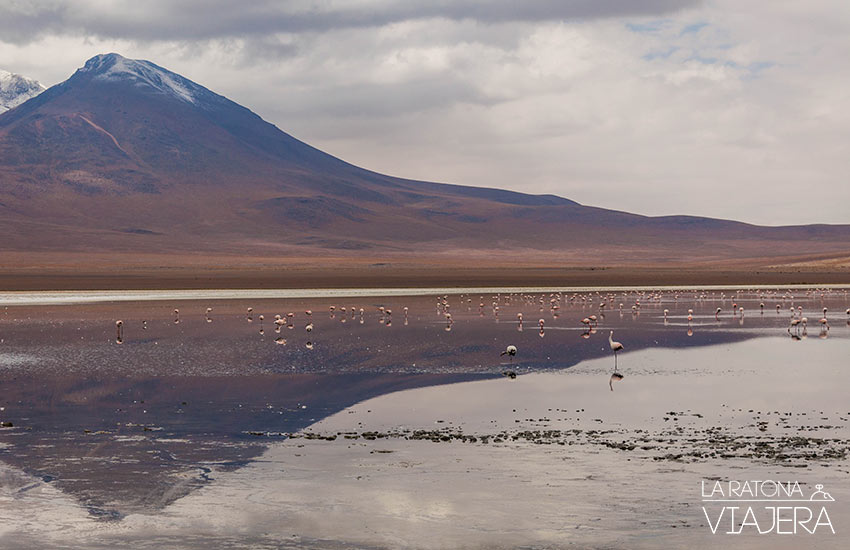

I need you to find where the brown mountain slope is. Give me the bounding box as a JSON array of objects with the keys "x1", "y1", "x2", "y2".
[{"x1": 1, "y1": 53, "x2": 848, "y2": 281}]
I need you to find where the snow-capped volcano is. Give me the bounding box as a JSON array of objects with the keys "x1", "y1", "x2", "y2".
[
  {"x1": 1, "y1": 51, "x2": 850, "y2": 265},
  {"x1": 0, "y1": 69, "x2": 45, "y2": 113}
]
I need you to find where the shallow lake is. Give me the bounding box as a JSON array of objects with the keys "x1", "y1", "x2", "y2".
[{"x1": 1, "y1": 287, "x2": 848, "y2": 548}]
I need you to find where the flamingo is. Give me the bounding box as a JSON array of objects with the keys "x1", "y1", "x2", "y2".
[
  {"x1": 789, "y1": 318, "x2": 801, "y2": 334},
  {"x1": 608, "y1": 331, "x2": 624, "y2": 368},
  {"x1": 500, "y1": 345, "x2": 517, "y2": 363}
]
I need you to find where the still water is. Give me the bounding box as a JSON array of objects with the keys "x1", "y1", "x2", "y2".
[{"x1": 1, "y1": 288, "x2": 848, "y2": 548}]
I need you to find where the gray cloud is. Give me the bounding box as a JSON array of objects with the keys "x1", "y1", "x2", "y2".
[{"x1": 0, "y1": 1, "x2": 701, "y2": 44}]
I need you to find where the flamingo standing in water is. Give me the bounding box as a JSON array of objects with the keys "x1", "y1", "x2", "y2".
[
  {"x1": 608, "y1": 331, "x2": 624, "y2": 368},
  {"x1": 501, "y1": 345, "x2": 517, "y2": 363},
  {"x1": 819, "y1": 312, "x2": 830, "y2": 331},
  {"x1": 789, "y1": 317, "x2": 801, "y2": 334}
]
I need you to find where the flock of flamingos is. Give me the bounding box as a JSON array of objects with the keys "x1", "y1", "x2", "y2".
[{"x1": 112, "y1": 287, "x2": 848, "y2": 390}]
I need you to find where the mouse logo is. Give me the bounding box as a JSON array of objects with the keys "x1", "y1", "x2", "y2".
[{"x1": 809, "y1": 484, "x2": 835, "y2": 502}]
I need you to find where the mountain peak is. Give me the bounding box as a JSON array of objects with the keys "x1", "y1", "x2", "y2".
[
  {"x1": 78, "y1": 52, "x2": 198, "y2": 104},
  {"x1": 0, "y1": 68, "x2": 46, "y2": 113},
  {"x1": 80, "y1": 52, "x2": 126, "y2": 73}
]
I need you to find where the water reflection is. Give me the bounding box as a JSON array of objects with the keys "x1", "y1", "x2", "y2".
[
  {"x1": 609, "y1": 371, "x2": 624, "y2": 391},
  {"x1": 0, "y1": 287, "x2": 848, "y2": 520},
  {"x1": 0, "y1": 371, "x2": 484, "y2": 517}
]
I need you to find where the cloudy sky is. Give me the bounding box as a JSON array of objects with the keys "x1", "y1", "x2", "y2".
[{"x1": 1, "y1": 0, "x2": 848, "y2": 225}]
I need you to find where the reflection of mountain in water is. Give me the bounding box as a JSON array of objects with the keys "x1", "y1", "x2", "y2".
[
  {"x1": 0, "y1": 372, "x2": 485, "y2": 519},
  {"x1": 0, "y1": 324, "x2": 754, "y2": 518}
]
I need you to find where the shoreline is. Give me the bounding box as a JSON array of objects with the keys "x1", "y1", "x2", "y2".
[
  {"x1": 2, "y1": 283, "x2": 848, "y2": 306},
  {"x1": 0, "y1": 266, "x2": 848, "y2": 293}
]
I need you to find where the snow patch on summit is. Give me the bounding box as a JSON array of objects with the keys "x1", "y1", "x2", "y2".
[{"x1": 83, "y1": 54, "x2": 198, "y2": 105}]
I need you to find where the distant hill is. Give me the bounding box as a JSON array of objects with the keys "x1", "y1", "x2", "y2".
[{"x1": 0, "y1": 69, "x2": 45, "y2": 113}]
